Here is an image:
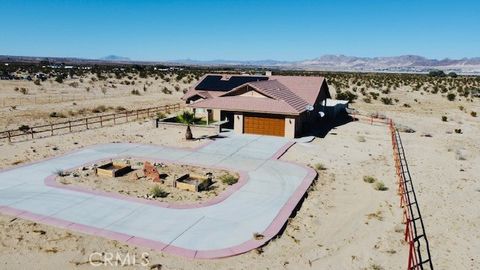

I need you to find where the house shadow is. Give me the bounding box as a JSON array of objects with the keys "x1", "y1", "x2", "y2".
[{"x1": 305, "y1": 112, "x2": 354, "y2": 138}]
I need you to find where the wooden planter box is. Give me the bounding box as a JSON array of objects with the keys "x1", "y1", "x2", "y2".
[
  {"x1": 174, "y1": 173, "x2": 211, "y2": 192},
  {"x1": 96, "y1": 162, "x2": 131, "y2": 177}
]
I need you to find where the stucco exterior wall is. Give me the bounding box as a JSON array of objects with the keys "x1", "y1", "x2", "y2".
[
  {"x1": 213, "y1": 109, "x2": 221, "y2": 121},
  {"x1": 234, "y1": 113, "x2": 244, "y2": 134},
  {"x1": 239, "y1": 90, "x2": 267, "y2": 98},
  {"x1": 284, "y1": 117, "x2": 296, "y2": 139}
]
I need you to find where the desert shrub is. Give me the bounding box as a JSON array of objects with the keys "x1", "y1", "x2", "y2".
[
  {"x1": 374, "y1": 181, "x2": 388, "y2": 191},
  {"x1": 454, "y1": 128, "x2": 462, "y2": 134},
  {"x1": 55, "y1": 169, "x2": 68, "y2": 177},
  {"x1": 403, "y1": 103, "x2": 411, "y2": 108},
  {"x1": 220, "y1": 174, "x2": 238, "y2": 185},
  {"x1": 174, "y1": 84, "x2": 180, "y2": 91},
  {"x1": 69, "y1": 82, "x2": 79, "y2": 88},
  {"x1": 156, "y1": 112, "x2": 166, "y2": 119},
  {"x1": 162, "y1": 87, "x2": 172, "y2": 95},
  {"x1": 447, "y1": 93, "x2": 456, "y2": 101},
  {"x1": 150, "y1": 185, "x2": 168, "y2": 198},
  {"x1": 314, "y1": 163, "x2": 327, "y2": 171},
  {"x1": 363, "y1": 97, "x2": 371, "y2": 103},
  {"x1": 131, "y1": 89, "x2": 141, "y2": 95},
  {"x1": 442, "y1": 116, "x2": 448, "y2": 122},
  {"x1": 115, "y1": 106, "x2": 126, "y2": 112},
  {"x1": 336, "y1": 90, "x2": 357, "y2": 102},
  {"x1": 49, "y1": 111, "x2": 66, "y2": 118},
  {"x1": 380, "y1": 97, "x2": 393, "y2": 105},
  {"x1": 18, "y1": 125, "x2": 31, "y2": 133},
  {"x1": 55, "y1": 75, "x2": 64, "y2": 83},
  {"x1": 34, "y1": 79, "x2": 41, "y2": 85},
  {"x1": 471, "y1": 111, "x2": 477, "y2": 117},
  {"x1": 92, "y1": 105, "x2": 107, "y2": 113},
  {"x1": 363, "y1": 176, "x2": 376, "y2": 183}
]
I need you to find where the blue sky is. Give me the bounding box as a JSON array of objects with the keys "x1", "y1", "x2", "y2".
[{"x1": 1, "y1": 0, "x2": 479, "y2": 61}]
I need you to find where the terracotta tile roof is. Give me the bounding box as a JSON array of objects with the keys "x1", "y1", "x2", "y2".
[
  {"x1": 221, "y1": 80, "x2": 310, "y2": 113},
  {"x1": 189, "y1": 96, "x2": 299, "y2": 115},
  {"x1": 271, "y1": 75, "x2": 327, "y2": 104},
  {"x1": 183, "y1": 74, "x2": 329, "y2": 115}
]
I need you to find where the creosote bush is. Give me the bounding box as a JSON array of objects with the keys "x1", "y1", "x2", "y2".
[
  {"x1": 220, "y1": 174, "x2": 238, "y2": 185},
  {"x1": 150, "y1": 185, "x2": 168, "y2": 198},
  {"x1": 363, "y1": 176, "x2": 376, "y2": 183},
  {"x1": 314, "y1": 163, "x2": 327, "y2": 171},
  {"x1": 374, "y1": 181, "x2": 388, "y2": 191}
]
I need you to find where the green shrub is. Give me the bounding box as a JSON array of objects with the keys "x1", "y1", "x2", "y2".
[
  {"x1": 18, "y1": 125, "x2": 31, "y2": 133},
  {"x1": 314, "y1": 163, "x2": 327, "y2": 171},
  {"x1": 363, "y1": 176, "x2": 376, "y2": 183},
  {"x1": 92, "y1": 105, "x2": 107, "y2": 113},
  {"x1": 336, "y1": 91, "x2": 358, "y2": 102},
  {"x1": 150, "y1": 185, "x2": 168, "y2": 198},
  {"x1": 442, "y1": 116, "x2": 447, "y2": 122},
  {"x1": 471, "y1": 111, "x2": 477, "y2": 117},
  {"x1": 447, "y1": 93, "x2": 456, "y2": 101},
  {"x1": 115, "y1": 106, "x2": 126, "y2": 112},
  {"x1": 374, "y1": 181, "x2": 388, "y2": 191},
  {"x1": 220, "y1": 174, "x2": 238, "y2": 185},
  {"x1": 49, "y1": 111, "x2": 66, "y2": 118},
  {"x1": 380, "y1": 97, "x2": 393, "y2": 105},
  {"x1": 131, "y1": 89, "x2": 141, "y2": 95}
]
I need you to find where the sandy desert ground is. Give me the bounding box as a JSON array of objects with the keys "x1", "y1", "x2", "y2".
[{"x1": 0, "y1": 73, "x2": 478, "y2": 270}]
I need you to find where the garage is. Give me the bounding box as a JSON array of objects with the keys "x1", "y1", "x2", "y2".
[{"x1": 243, "y1": 113, "x2": 285, "y2": 137}]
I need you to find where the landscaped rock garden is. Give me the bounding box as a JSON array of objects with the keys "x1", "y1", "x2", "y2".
[{"x1": 55, "y1": 158, "x2": 239, "y2": 204}]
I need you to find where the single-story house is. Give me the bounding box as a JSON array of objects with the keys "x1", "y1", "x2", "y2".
[{"x1": 182, "y1": 74, "x2": 333, "y2": 138}]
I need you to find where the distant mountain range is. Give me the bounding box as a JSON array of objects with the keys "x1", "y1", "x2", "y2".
[
  {"x1": 1, "y1": 54, "x2": 480, "y2": 74},
  {"x1": 170, "y1": 55, "x2": 480, "y2": 74},
  {"x1": 99, "y1": 55, "x2": 131, "y2": 61}
]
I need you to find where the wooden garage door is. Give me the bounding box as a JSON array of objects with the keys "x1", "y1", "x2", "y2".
[{"x1": 244, "y1": 114, "x2": 285, "y2": 136}]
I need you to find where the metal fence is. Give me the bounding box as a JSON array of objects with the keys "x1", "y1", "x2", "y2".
[{"x1": 350, "y1": 113, "x2": 433, "y2": 269}]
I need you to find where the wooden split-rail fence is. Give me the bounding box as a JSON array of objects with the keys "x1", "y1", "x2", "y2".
[{"x1": 0, "y1": 103, "x2": 182, "y2": 143}]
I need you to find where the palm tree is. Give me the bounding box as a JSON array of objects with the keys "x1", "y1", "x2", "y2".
[{"x1": 177, "y1": 111, "x2": 195, "y2": 140}]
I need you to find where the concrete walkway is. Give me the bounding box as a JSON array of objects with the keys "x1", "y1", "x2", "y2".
[{"x1": 0, "y1": 134, "x2": 316, "y2": 258}]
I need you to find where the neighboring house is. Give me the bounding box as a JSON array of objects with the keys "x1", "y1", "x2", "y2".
[{"x1": 182, "y1": 74, "x2": 332, "y2": 138}]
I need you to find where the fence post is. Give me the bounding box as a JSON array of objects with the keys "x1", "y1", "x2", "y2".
[
  {"x1": 100, "y1": 116, "x2": 103, "y2": 127},
  {"x1": 113, "y1": 114, "x2": 116, "y2": 125},
  {"x1": 86, "y1": 118, "x2": 89, "y2": 129},
  {"x1": 7, "y1": 131, "x2": 11, "y2": 143},
  {"x1": 136, "y1": 110, "x2": 139, "y2": 120},
  {"x1": 50, "y1": 124, "x2": 54, "y2": 136},
  {"x1": 69, "y1": 121, "x2": 72, "y2": 132},
  {"x1": 125, "y1": 111, "x2": 128, "y2": 122},
  {"x1": 31, "y1": 128, "x2": 34, "y2": 139}
]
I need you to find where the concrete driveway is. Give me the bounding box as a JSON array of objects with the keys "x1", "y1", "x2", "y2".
[{"x1": 0, "y1": 134, "x2": 316, "y2": 258}]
